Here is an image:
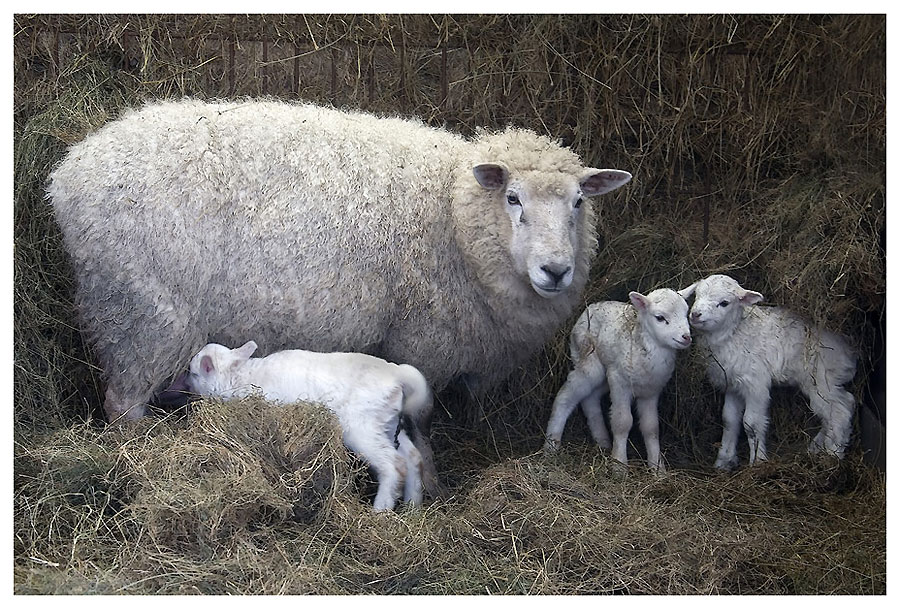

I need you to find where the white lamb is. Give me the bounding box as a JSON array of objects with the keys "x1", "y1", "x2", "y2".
[
  {"x1": 544, "y1": 288, "x2": 692, "y2": 472},
  {"x1": 180, "y1": 341, "x2": 434, "y2": 512},
  {"x1": 681, "y1": 274, "x2": 857, "y2": 470}
]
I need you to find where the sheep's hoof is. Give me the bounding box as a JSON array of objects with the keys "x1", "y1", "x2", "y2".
[
  {"x1": 609, "y1": 459, "x2": 630, "y2": 481},
  {"x1": 543, "y1": 438, "x2": 562, "y2": 455},
  {"x1": 714, "y1": 455, "x2": 738, "y2": 471}
]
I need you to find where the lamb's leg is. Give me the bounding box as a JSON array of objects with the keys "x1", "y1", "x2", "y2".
[
  {"x1": 607, "y1": 380, "x2": 634, "y2": 467},
  {"x1": 742, "y1": 387, "x2": 771, "y2": 466},
  {"x1": 581, "y1": 385, "x2": 611, "y2": 451},
  {"x1": 715, "y1": 390, "x2": 745, "y2": 470},
  {"x1": 397, "y1": 430, "x2": 424, "y2": 506},
  {"x1": 808, "y1": 386, "x2": 855, "y2": 458},
  {"x1": 545, "y1": 360, "x2": 604, "y2": 453},
  {"x1": 404, "y1": 411, "x2": 445, "y2": 500},
  {"x1": 343, "y1": 427, "x2": 404, "y2": 512},
  {"x1": 635, "y1": 394, "x2": 665, "y2": 474}
]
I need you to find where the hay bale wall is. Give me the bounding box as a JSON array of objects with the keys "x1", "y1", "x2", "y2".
[{"x1": 14, "y1": 14, "x2": 885, "y2": 594}]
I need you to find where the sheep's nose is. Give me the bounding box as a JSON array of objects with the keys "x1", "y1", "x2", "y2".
[
  {"x1": 682, "y1": 334, "x2": 692, "y2": 343},
  {"x1": 541, "y1": 264, "x2": 571, "y2": 285},
  {"x1": 690, "y1": 311, "x2": 702, "y2": 321}
]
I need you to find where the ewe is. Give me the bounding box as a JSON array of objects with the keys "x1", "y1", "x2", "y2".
[
  {"x1": 544, "y1": 289, "x2": 692, "y2": 472},
  {"x1": 682, "y1": 274, "x2": 857, "y2": 470},
  {"x1": 180, "y1": 341, "x2": 435, "y2": 512},
  {"x1": 48, "y1": 100, "x2": 632, "y2": 488}
]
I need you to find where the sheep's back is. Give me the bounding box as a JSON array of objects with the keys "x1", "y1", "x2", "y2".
[{"x1": 47, "y1": 99, "x2": 473, "y2": 389}]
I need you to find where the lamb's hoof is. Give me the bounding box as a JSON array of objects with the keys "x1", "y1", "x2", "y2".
[
  {"x1": 543, "y1": 438, "x2": 562, "y2": 455},
  {"x1": 426, "y1": 482, "x2": 452, "y2": 502},
  {"x1": 650, "y1": 462, "x2": 668, "y2": 476},
  {"x1": 609, "y1": 458, "x2": 630, "y2": 481},
  {"x1": 714, "y1": 455, "x2": 738, "y2": 472}
]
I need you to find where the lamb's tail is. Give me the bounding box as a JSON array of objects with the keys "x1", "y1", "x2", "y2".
[{"x1": 396, "y1": 364, "x2": 446, "y2": 499}]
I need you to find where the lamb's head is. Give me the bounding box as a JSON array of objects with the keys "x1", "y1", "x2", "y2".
[
  {"x1": 679, "y1": 274, "x2": 764, "y2": 335},
  {"x1": 472, "y1": 162, "x2": 631, "y2": 299},
  {"x1": 184, "y1": 340, "x2": 258, "y2": 397},
  {"x1": 629, "y1": 288, "x2": 692, "y2": 350}
]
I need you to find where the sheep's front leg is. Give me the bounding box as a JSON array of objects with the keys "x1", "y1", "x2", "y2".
[
  {"x1": 742, "y1": 387, "x2": 771, "y2": 466},
  {"x1": 607, "y1": 380, "x2": 634, "y2": 467},
  {"x1": 635, "y1": 394, "x2": 665, "y2": 474},
  {"x1": 545, "y1": 362, "x2": 603, "y2": 453},
  {"x1": 103, "y1": 384, "x2": 149, "y2": 423},
  {"x1": 715, "y1": 390, "x2": 745, "y2": 470}
]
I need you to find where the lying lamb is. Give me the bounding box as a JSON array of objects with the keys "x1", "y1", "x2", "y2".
[
  {"x1": 179, "y1": 341, "x2": 436, "y2": 512},
  {"x1": 544, "y1": 288, "x2": 692, "y2": 472},
  {"x1": 681, "y1": 274, "x2": 857, "y2": 470}
]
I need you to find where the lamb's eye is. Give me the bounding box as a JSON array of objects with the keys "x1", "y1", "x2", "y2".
[
  {"x1": 655, "y1": 315, "x2": 667, "y2": 324},
  {"x1": 574, "y1": 197, "x2": 584, "y2": 209},
  {"x1": 506, "y1": 193, "x2": 521, "y2": 206},
  {"x1": 718, "y1": 300, "x2": 730, "y2": 308}
]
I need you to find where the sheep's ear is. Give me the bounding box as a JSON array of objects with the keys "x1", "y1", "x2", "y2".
[
  {"x1": 200, "y1": 354, "x2": 215, "y2": 376},
  {"x1": 678, "y1": 282, "x2": 698, "y2": 301},
  {"x1": 232, "y1": 340, "x2": 258, "y2": 363},
  {"x1": 473, "y1": 163, "x2": 509, "y2": 190},
  {"x1": 581, "y1": 169, "x2": 632, "y2": 197},
  {"x1": 629, "y1": 291, "x2": 650, "y2": 311},
  {"x1": 738, "y1": 289, "x2": 764, "y2": 306}
]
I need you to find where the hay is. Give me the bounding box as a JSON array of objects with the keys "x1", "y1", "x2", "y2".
[
  {"x1": 13, "y1": 14, "x2": 885, "y2": 594},
  {"x1": 14, "y1": 402, "x2": 886, "y2": 594}
]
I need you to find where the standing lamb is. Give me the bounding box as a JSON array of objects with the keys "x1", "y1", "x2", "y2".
[
  {"x1": 544, "y1": 288, "x2": 692, "y2": 473},
  {"x1": 681, "y1": 274, "x2": 857, "y2": 470},
  {"x1": 46, "y1": 99, "x2": 632, "y2": 475},
  {"x1": 181, "y1": 340, "x2": 433, "y2": 512}
]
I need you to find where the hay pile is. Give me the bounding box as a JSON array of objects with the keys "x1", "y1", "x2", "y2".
[
  {"x1": 13, "y1": 14, "x2": 885, "y2": 594},
  {"x1": 14, "y1": 399, "x2": 886, "y2": 594}
]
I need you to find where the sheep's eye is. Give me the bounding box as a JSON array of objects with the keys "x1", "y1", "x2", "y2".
[
  {"x1": 655, "y1": 314, "x2": 667, "y2": 324},
  {"x1": 718, "y1": 300, "x2": 730, "y2": 308},
  {"x1": 506, "y1": 193, "x2": 521, "y2": 206},
  {"x1": 574, "y1": 197, "x2": 584, "y2": 209}
]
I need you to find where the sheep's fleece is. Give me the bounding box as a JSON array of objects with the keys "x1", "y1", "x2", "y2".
[{"x1": 47, "y1": 98, "x2": 632, "y2": 421}]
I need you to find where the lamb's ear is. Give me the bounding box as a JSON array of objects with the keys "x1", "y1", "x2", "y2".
[
  {"x1": 581, "y1": 169, "x2": 632, "y2": 197},
  {"x1": 738, "y1": 289, "x2": 764, "y2": 307},
  {"x1": 200, "y1": 354, "x2": 215, "y2": 376},
  {"x1": 678, "y1": 282, "x2": 698, "y2": 301},
  {"x1": 629, "y1": 291, "x2": 650, "y2": 312},
  {"x1": 473, "y1": 163, "x2": 509, "y2": 190},
  {"x1": 232, "y1": 340, "x2": 258, "y2": 363}
]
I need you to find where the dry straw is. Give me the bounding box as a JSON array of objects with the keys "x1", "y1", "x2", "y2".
[{"x1": 14, "y1": 14, "x2": 885, "y2": 594}]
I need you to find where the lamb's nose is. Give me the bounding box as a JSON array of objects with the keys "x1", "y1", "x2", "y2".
[
  {"x1": 541, "y1": 264, "x2": 571, "y2": 285},
  {"x1": 682, "y1": 334, "x2": 692, "y2": 343},
  {"x1": 690, "y1": 311, "x2": 702, "y2": 321}
]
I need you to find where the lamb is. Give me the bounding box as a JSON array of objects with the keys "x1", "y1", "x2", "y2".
[
  {"x1": 180, "y1": 340, "x2": 434, "y2": 512},
  {"x1": 544, "y1": 288, "x2": 692, "y2": 472},
  {"x1": 680, "y1": 274, "x2": 857, "y2": 470},
  {"x1": 46, "y1": 98, "x2": 631, "y2": 494}
]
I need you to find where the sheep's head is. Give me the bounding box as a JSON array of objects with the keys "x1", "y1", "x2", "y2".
[
  {"x1": 472, "y1": 162, "x2": 631, "y2": 299},
  {"x1": 185, "y1": 340, "x2": 258, "y2": 397},
  {"x1": 630, "y1": 288, "x2": 692, "y2": 350},
  {"x1": 679, "y1": 274, "x2": 763, "y2": 335}
]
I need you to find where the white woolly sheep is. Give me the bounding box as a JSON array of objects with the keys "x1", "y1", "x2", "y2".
[
  {"x1": 680, "y1": 274, "x2": 857, "y2": 470},
  {"x1": 46, "y1": 99, "x2": 632, "y2": 493},
  {"x1": 181, "y1": 340, "x2": 433, "y2": 512},
  {"x1": 544, "y1": 288, "x2": 692, "y2": 472}
]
